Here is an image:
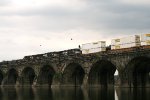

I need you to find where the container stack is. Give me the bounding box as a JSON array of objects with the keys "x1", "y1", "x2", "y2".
[
  {"x1": 141, "y1": 34, "x2": 150, "y2": 46},
  {"x1": 81, "y1": 41, "x2": 106, "y2": 54},
  {"x1": 111, "y1": 39, "x2": 121, "y2": 49},
  {"x1": 111, "y1": 35, "x2": 141, "y2": 50}
]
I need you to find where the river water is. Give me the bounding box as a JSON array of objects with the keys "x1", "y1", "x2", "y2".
[{"x1": 0, "y1": 87, "x2": 149, "y2": 100}]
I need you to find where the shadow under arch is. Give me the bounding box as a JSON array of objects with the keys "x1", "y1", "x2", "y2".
[
  {"x1": 37, "y1": 65, "x2": 55, "y2": 86},
  {"x1": 0, "y1": 70, "x2": 3, "y2": 85},
  {"x1": 3, "y1": 68, "x2": 18, "y2": 85},
  {"x1": 88, "y1": 60, "x2": 116, "y2": 87},
  {"x1": 126, "y1": 56, "x2": 150, "y2": 87},
  {"x1": 21, "y1": 67, "x2": 36, "y2": 86},
  {"x1": 62, "y1": 63, "x2": 85, "y2": 86}
]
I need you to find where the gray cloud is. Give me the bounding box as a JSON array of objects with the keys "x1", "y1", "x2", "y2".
[
  {"x1": 0, "y1": 0, "x2": 150, "y2": 61},
  {"x1": 12, "y1": 0, "x2": 150, "y2": 32},
  {"x1": 0, "y1": 0, "x2": 11, "y2": 6},
  {"x1": 0, "y1": 0, "x2": 150, "y2": 35}
]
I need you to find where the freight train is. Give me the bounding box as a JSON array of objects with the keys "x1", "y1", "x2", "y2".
[{"x1": 81, "y1": 33, "x2": 150, "y2": 54}]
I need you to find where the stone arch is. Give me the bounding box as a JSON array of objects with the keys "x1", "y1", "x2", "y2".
[
  {"x1": 62, "y1": 63, "x2": 85, "y2": 86},
  {"x1": 37, "y1": 65, "x2": 55, "y2": 86},
  {"x1": 88, "y1": 60, "x2": 116, "y2": 87},
  {"x1": 5, "y1": 68, "x2": 18, "y2": 85},
  {"x1": 20, "y1": 67, "x2": 36, "y2": 85},
  {"x1": 126, "y1": 56, "x2": 150, "y2": 87},
  {"x1": 0, "y1": 70, "x2": 3, "y2": 85}
]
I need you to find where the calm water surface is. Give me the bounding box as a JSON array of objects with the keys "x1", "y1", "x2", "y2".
[{"x1": 0, "y1": 87, "x2": 149, "y2": 100}]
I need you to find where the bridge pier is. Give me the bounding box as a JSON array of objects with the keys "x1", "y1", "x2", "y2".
[{"x1": 118, "y1": 71, "x2": 130, "y2": 87}]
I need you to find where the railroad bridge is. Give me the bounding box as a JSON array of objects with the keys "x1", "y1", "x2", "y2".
[{"x1": 0, "y1": 46, "x2": 150, "y2": 88}]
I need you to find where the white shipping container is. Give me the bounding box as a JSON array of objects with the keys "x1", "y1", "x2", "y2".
[
  {"x1": 120, "y1": 42, "x2": 140, "y2": 48},
  {"x1": 111, "y1": 35, "x2": 140, "y2": 45},
  {"x1": 82, "y1": 49, "x2": 90, "y2": 54},
  {"x1": 111, "y1": 42, "x2": 140, "y2": 50},
  {"x1": 82, "y1": 41, "x2": 106, "y2": 50},
  {"x1": 111, "y1": 39, "x2": 120, "y2": 45},
  {"x1": 111, "y1": 40, "x2": 115, "y2": 45},
  {"x1": 111, "y1": 35, "x2": 140, "y2": 50},
  {"x1": 88, "y1": 47, "x2": 106, "y2": 53},
  {"x1": 141, "y1": 41, "x2": 150, "y2": 45},
  {"x1": 141, "y1": 33, "x2": 150, "y2": 42},
  {"x1": 111, "y1": 45, "x2": 116, "y2": 50},
  {"x1": 111, "y1": 45, "x2": 115, "y2": 50},
  {"x1": 82, "y1": 43, "x2": 93, "y2": 50},
  {"x1": 111, "y1": 38, "x2": 121, "y2": 46},
  {"x1": 120, "y1": 35, "x2": 140, "y2": 44},
  {"x1": 82, "y1": 47, "x2": 106, "y2": 54},
  {"x1": 91, "y1": 41, "x2": 106, "y2": 48},
  {"x1": 111, "y1": 45, "x2": 121, "y2": 50}
]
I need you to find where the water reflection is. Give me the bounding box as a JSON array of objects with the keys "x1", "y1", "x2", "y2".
[
  {"x1": 0, "y1": 87, "x2": 3, "y2": 100},
  {"x1": 0, "y1": 87, "x2": 149, "y2": 100},
  {"x1": 116, "y1": 88, "x2": 150, "y2": 100},
  {"x1": 88, "y1": 88, "x2": 114, "y2": 100},
  {"x1": 35, "y1": 87, "x2": 53, "y2": 100},
  {"x1": 52, "y1": 87, "x2": 84, "y2": 100},
  {"x1": 18, "y1": 87, "x2": 35, "y2": 100},
  {"x1": 1, "y1": 87, "x2": 18, "y2": 100}
]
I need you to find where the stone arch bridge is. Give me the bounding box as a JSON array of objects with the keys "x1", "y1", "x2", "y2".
[{"x1": 0, "y1": 46, "x2": 150, "y2": 88}]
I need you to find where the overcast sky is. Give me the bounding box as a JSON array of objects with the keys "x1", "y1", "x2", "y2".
[{"x1": 0, "y1": 0, "x2": 150, "y2": 61}]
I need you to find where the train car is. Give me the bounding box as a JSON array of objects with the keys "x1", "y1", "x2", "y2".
[
  {"x1": 111, "y1": 35, "x2": 140, "y2": 50},
  {"x1": 141, "y1": 33, "x2": 150, "y2": 45},
  {"x1": 81, "y1": 41, "x2": 106, "y2": 54}
]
